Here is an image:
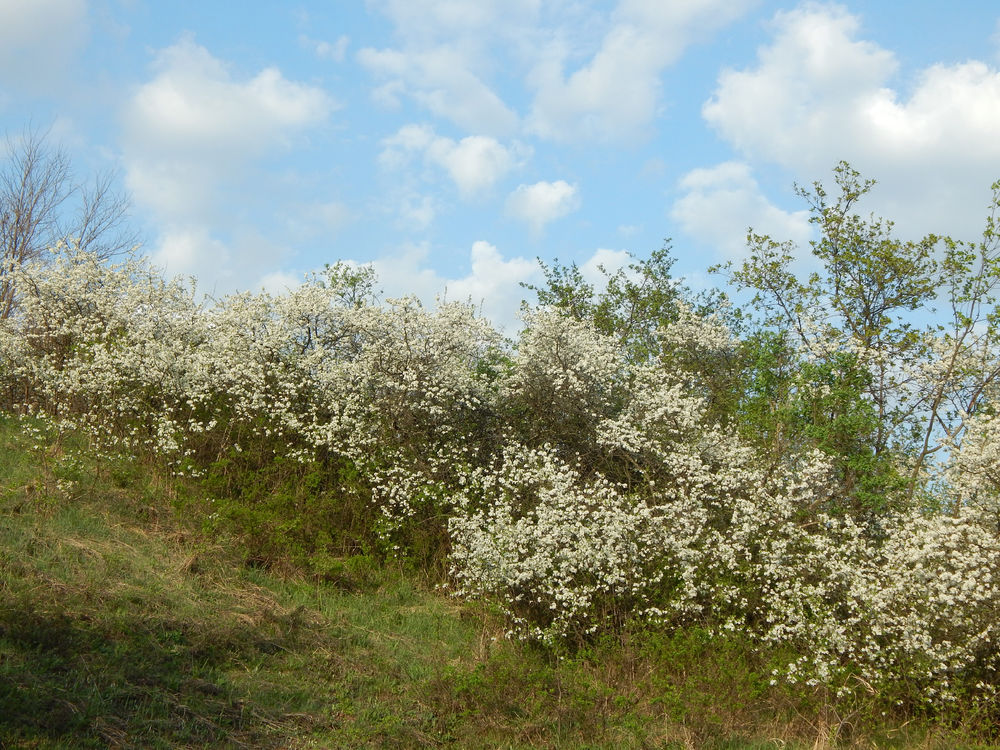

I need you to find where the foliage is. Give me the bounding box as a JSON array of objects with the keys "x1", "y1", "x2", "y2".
[
  {"x1": 716, "y1": 161, "x2": 1000, "y2": 514},
  {"x1": 522, "y1": 243, "x2": 684, "y2": 364}
]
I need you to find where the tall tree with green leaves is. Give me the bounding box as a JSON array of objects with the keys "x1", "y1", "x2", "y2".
[{"x1": 717, "y1": 162, "x2": 1000, "y2": 514}]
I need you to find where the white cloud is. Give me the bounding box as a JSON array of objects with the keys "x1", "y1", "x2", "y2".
[
  {"x1": 505, "y1": 180, "x2": 581, "y2": 234},
  {"x1": 379, "y1": 124, "x2": 528, "y2": 197},
  {"x1": 370, "y1": 243, "x2": 443, "y2": 300},
  {"x1": 378, "y1": 123, "x2": 436, "y2": 164},
  {"x1": 371, "y1": 80, "x2": 406, "y2": 108},
  {"x1": 125, "y1": 158, "x2": 220, "y2": 224},
  {"x1": 259, "y1": 270, "x2": 306, "y2": 294},
  {"x1": 580, "y1": 248, "x2": 633, "y2": 290},
  {"x1": 285, "y1": 200, "x2": 352, "y2": 242},
  {"x1": 150, "y1": 226, "x2": 301, "y2": 295},
  {"x1": 445, "y1": 240, "x2": 539, "y2": 323},
  {"x1": 370, "y1": 239, "x2": 540, "y2": 331},
  {"x1": 703, "y1": 4, "x2": 895, "y2": 169},
  {"x1": 123, "y1": 36, "x2": 334, "y2": 292},
  {"x1": 362, "y1": 0, "x2": 754, "y2": 142},
  {"x1": 396, "y1": 193, "x2": 437, "y2": 231},
  {"x1": 125, "y1": 35, "x2": 333, "y2": 161},
  {"x1": 310, "y1": 200, "x2": 352, "y2": 231},
  {"x1": 433, "y1": 136, "x2": 524, "y2": 196},
  {"x1": 702, "y1": 3, "x2": 1000, "y2": 239},
  {"x1": 359, "y1": 0, "x2": 547, "y2": 135},
  {"x1": 367, "y1": 0, "x2": 540, "y2": 44},
  {"x1": 671, "y1": 162, "x2": 811, "y2": 260},
  {"x1": 527, "y1": 0, "x2": 755, "y2": 141},
  {"x1": 151, "y1": 227, "x2": 229, "y2": 283},
  {"x1": 0, "y1": 0, "x2": 88, "y2": 91}
]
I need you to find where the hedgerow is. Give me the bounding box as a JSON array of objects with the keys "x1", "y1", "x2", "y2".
[{"x1": 3, "y1": 164, "x2": 1000, "y2": 713}]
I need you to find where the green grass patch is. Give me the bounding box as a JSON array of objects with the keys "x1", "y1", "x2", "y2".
[{"x1": 1, "y1": 415, "x2": 997, "y2": 748}]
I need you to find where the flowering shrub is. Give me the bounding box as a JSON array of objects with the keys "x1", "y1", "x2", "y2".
[
  {"x1": 0, "y1": 246, "x2": 206, "y2": 459},
  {"x1": 502, "y1": 310, "x2": 626, "y2": 461},
  {"x1": 449, "y1": 443, "x2": 690, "y2": 643},
  {"x1": 2, "y1": 240, "x2": 1000, "y2": 706}
]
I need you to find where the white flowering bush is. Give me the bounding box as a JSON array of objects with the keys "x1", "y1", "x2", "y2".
[
  {"x1": 0, "y1": 247, "x2": 511, "y2": 564},
  {"x1": 302, "y1": 295, "x2": 503, "y2": 558},
  {"x1": 859, "y1": 512, "x2": 1000, "y2": 693},
  {"x1": 948, "y1": 412, "x2": 1000, "y2": 515},
  {"x1": 449, "y1": 443, "x2": 693, "y2": 643},
  {"x1": 502, "y1": 310, "x2": 626, "y2": 462},
  {"x1": 448, "y1": 303, "x2": 1000, "y2": 701},
  {"x1": 0, "y1": 245, "x2": 206, "y2": 459}
]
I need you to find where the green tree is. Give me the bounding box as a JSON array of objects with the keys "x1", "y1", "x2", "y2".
[
  {"x1": 717, "y1": 162, "x2": 1000, "y2": 514},
  {"x1": 522, "y1": 243, "x2": 685, "y2": 365}
]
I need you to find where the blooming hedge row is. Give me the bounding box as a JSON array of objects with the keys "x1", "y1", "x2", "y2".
[{"x1": 2, "y1": 245, "x2": 999, "y2": 705}]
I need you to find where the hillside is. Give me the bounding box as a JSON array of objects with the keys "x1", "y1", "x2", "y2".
[{"x1": 1, "y1": 418, "x2": 995, "y2": 749}]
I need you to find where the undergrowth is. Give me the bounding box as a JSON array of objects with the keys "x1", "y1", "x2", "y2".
[{"x1": 0, "y1": 415, "x2": 996, "y2": 749}]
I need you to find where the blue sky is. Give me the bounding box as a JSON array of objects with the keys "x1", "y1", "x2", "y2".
[{"x1": 3, "y1": 0, "x2": 1000, "y2": 329}]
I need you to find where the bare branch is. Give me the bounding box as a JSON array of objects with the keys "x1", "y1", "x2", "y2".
[
  {"x1": 0, "y1": 127, "x2": 138, "y2": 320},
  {"x1": 72, "y1": 169, "x2": 140, "y2": 259}
]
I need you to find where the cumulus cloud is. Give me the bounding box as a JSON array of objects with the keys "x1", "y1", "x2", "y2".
[
  {"x1": 123, "y1": 157, "x2": 220, "y2": 226},
  {"x1": 285, "y1": 200, "x2": 352, "y2": 242},
  {"x1": 379, "y1": 123, "x2": 528, "y2": 197},
  {"x1": 125, "y1": 35, "x2": 333, "y2": 162},
  {"x1": 671, "y1": 162, "x2": 812, "y2": 261},
  {"x1": 366, "y1": 0, "x2": 540, "y2": 44},
  {"x1": 505, "y1": 180, "x2": 581, "y2": 234},
  {"x1": 147, "y1": 226, "x2": 305, "y2": 296},
  {"x1": 152, "y1": 227, "x2": 229, "y2": 278},
  {"x1": 396, "y1": 193, "x2": 438, "y2": 230},
  {"x1": 435, "y1": 136, "x2": 526, "y2": 196},
  {"x1": 377, "y1": 123, "x2": 435, "y2": 163},
  {"x1": 123, "y1": 36, "x2": 334, "y2": 289},
  {"x1": 362, "y1": 0, "x2": 754, "y2": 142},
  {"x1": 703, "y1": 4, "x2": 895, "y2": 168},
  {"x1": 370, "y1": 240, "x2": 539, "y2": 331},
  {"x1": 527, "y1": 0, "x2": 755, "y2": 141},
  {"x1": 359, "y1": 0, "x2": 541, "y2": 136},
  {"x1": 0, "y1": 0, "x2": 88, "y2": 92},
  {"x1": 702, "y1": 2, "x2": 1000, "y2": 239},
  {"x1": 259, "y1": 270, "x2": 307, "y2": 294},
  {"x1": 445, "y1": 240, "x2": 539, "y2": 322},
  {"x1": 580, "y1": 248, "x2": 633, "y2": 290}
]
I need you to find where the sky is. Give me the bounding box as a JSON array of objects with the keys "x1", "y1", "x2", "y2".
[{"x1": 2, "y1": 0, "x2": 1000, "y2": 330}]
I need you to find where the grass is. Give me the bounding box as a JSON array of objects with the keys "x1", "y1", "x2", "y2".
[{"x1": 1, "y1": 415, "x2": 998, "y2": 748}]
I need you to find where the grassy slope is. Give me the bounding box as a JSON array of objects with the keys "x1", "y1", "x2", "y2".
[{"x1": 0, "y1": 416, "x2": 995, "y2": 749}]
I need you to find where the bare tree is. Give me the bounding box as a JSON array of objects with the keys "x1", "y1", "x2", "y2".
[{"x1": 0, "y1": 128, "x2": 139, "y2": 320}]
